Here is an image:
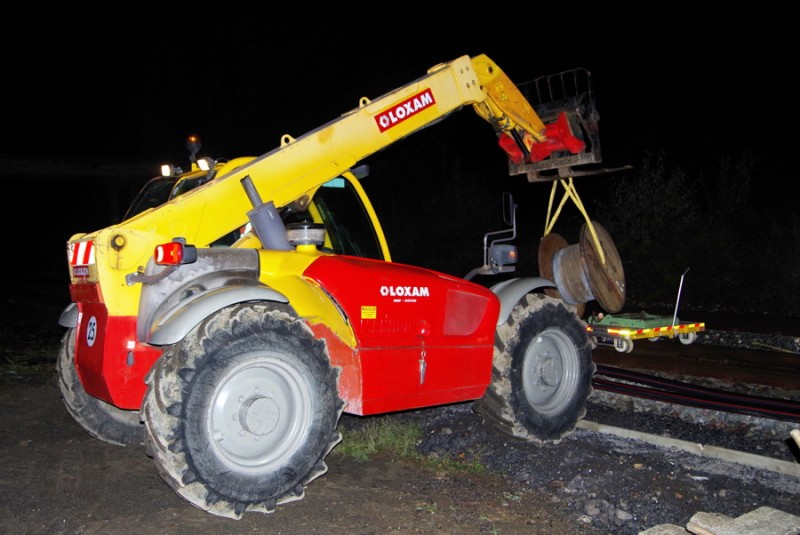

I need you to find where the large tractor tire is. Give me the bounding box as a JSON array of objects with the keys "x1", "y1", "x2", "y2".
[
  {"x1": 473, "y1": 293, "x2": 595, "y2": 444},
  {"x1": 57, "y1": 327, "x2": 144, "y2": 446},
  {"x1": 141, "y1": 303, "x2": 344, "y2": 519}
]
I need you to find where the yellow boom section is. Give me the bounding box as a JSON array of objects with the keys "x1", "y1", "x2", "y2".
[
  {"x1": 470, "y1": 55, "x2": 547, "y2": 143},
  {"x1": 115, "y1": 55, "x2": 547, "y2": 249}
]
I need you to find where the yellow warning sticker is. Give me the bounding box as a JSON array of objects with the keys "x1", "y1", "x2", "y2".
[{"x1": 361, "y1": 306, "x2": 377, "y2": 319}]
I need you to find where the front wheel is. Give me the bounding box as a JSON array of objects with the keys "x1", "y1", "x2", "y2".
[
  {"x1": 614, "y1": 338, "x2": 634, "y2": 353},
  {"x1": 57, "y1": 328, "x2": 143, "y2": 446},
  {"x1": 141, "y1": 303, "x2": 344, "y2": 519},
  {"x1": 474, "y1": 294, "x2": 595, "y2": 444}
]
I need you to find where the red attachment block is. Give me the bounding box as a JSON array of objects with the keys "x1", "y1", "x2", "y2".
[
  {"x1": 529, "y1": 112, "x2": 585, "y2": 162},
  {"x1": 498, "y1": 112, "x2": 586, "y2": 164},
  {"x1": 498, "y1": 133, "x2": 525, "y2": 164}
]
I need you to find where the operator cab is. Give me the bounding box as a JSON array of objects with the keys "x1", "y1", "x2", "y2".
[
  {"x1": 123, "y1": 167, "x2": 216, "y2": 221},
  {"x1": 123, "y1": 135, "x2": 218, "y2": 221}
]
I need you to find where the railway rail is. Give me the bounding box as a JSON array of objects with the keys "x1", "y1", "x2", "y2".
[
  {"x1": 592, "y1": 364, "x2": 800, "y2": 422},
  {"x1": 591, "y1": 332, "x2": 800, "y2": 391},
  {"x1": 587, "y1": 326, "x2": 800, "y2": 462},
  {"x1": 582, "y1": 330, "x2": 800, "y2": 474}
]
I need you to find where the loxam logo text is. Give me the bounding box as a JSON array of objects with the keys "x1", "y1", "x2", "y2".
[
  {"x1": 375, "y1": 89, "x2": 436, "y2": 133},
  {"x1": 380, "y1": 285, "x2": 430, "y2": 297}
]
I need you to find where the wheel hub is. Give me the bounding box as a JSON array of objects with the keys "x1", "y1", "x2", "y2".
[
  {"x1": 238, "y1": 395, "x2": 280, "y2": 436},
  {"x1": 535, "y1": 353, "x2": 562, "y2": 387}
]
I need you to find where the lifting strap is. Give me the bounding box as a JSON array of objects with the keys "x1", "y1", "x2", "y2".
[{"x1": 543, "y1": 177, "x2": 607, "y2": 265}]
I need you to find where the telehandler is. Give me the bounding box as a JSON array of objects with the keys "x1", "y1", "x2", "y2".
[{"x1": 60, "y1": 54, "x2": 625, "y2": 518}]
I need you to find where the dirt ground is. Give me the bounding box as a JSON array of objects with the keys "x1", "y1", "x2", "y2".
[
  {"x1": 0, "y1": 378, "x2": 605, "y2": 535},
  {"x1": 3, "y1": 288, "x2": 799, "y2": 534},
  {"x1": 0, "y1": 287, "x2": 601, "y2": 534}
]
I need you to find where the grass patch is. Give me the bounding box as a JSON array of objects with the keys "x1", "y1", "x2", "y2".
[
  {"x1": 336, "y1": 418, "x2": 422, "y2": 461},
  {"x1": 334, "y1": 416, "x2": 486, "y2": 475}
]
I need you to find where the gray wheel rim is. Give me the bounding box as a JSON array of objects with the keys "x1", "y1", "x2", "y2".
[
  {"x1": 208, "y1": 351, "x2": 312, "y2": 472},
  {"x1": 521, "y1": 328, "x2": 579, "y2": 415}
]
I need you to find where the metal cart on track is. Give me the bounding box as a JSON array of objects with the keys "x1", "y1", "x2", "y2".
[{"x1": 586, "y1": 268, "x2": 705, "y2": 353}]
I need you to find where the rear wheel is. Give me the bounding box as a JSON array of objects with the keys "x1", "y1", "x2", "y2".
[
  {"x1": 679, "y1": 332, "x2": 697, "y2": 345},
  {"x1": 57, "y1": 328, "x2": 143, "y2": 446},
  {"x1": 141, "y1": 303, "x2": 343, "y2": 519},
  {"x1": 474, "y1": 293, "x2": 594, "y2": 444}
]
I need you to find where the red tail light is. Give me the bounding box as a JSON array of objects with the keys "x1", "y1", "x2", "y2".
[{"x1": 154, "y1": 240, "x2": 197, "y2": 266}]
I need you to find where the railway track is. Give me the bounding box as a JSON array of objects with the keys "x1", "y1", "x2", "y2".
[
  {"x1": 585, "y1": 332, "x2": 800, "y2": 471},
  {"x1": 592, "y1": 336, "x2": 800, "y2": 388},
  {"x1": 590, "y1": 334, "x2": 800, "y2": 423},
  {"x1": 592, "y1": 364, "x2": 800, "y2": 422}
]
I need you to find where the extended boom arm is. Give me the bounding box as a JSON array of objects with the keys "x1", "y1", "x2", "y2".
[{"x1": 118, "y1": 55, "x2": 593, "y2": 250}]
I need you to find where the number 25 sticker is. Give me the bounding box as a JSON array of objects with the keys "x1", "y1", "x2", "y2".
[{"x1": 86, "y1": 316, "x2": 97, "y2": 347}]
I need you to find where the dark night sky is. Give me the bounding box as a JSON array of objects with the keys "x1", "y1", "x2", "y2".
[
  {"x1": 2, "y1": 8, "x2": 796, "y2": 315},
  {"x1": 4, "y1": 9, "x2": 792, "y2": 169}
]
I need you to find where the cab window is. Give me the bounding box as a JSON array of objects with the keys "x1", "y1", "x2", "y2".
[{"x1": 294, "y1": 178, "x2": 385, "y2": 260}]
